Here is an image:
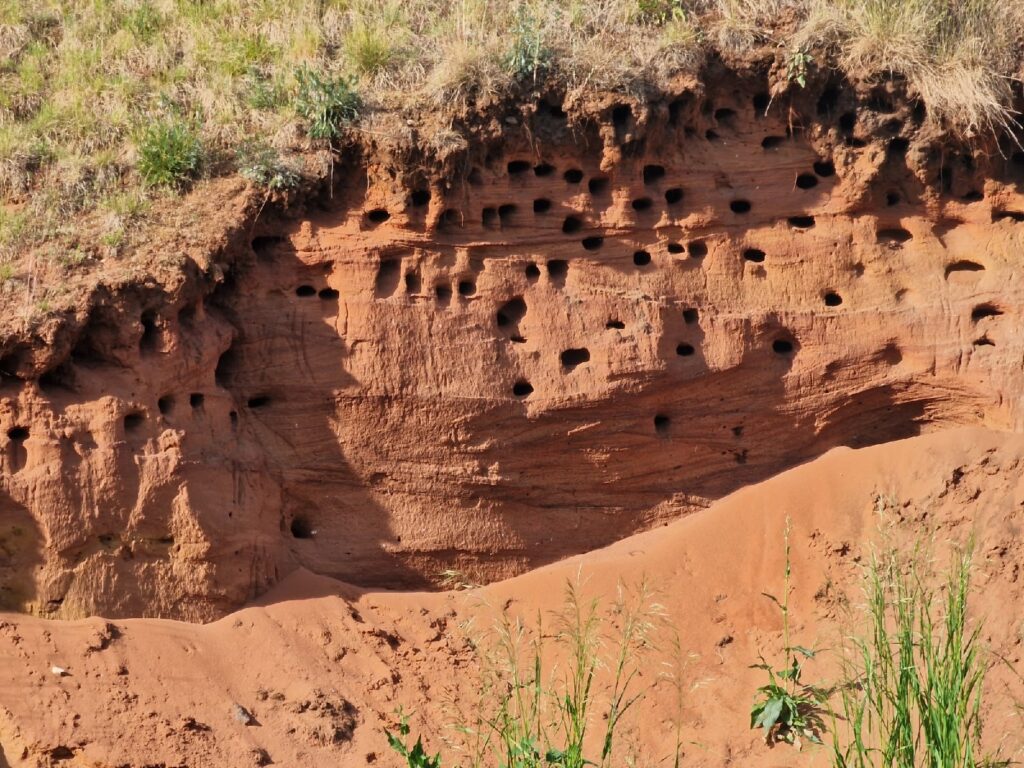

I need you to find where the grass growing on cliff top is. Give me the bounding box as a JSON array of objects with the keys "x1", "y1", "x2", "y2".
[{"x1": 0, "y1": 0, "x2": 1021, "y2": 272}]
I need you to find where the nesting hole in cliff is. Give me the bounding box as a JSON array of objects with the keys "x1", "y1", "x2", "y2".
[
  {"x1": 547, "y1": 260, "x2": 568, "y2": 285},
  {"x1": 533, "y1": 198, "x2": 551, "y2": 213},
  {"x1": 666, "y1": 242, "x2": 684, "y2": 255},
  {"x1": 643, "y1": 165, "x2": 665, "y2": 185},
  {"x1": 6, "y1": 426, "x2": 27, "y2": 471},
  {"x1": 814, "y1": 160, "x2": 836, "y2": 178},
  {"x1": 581, "y1": 236, "x2": 604, "y2": 251},
  {"x1": 247, "y1": 395, "x2": 271, "y2": 409},
  {"x1": 877, "y1": 227, "x2": 912, "y2": 244},
  {"x1": 730, "y1": 199, "x2": 751, "y2": 214},
  {"x1": 496, "y1": 297, "x2": 527, "y2": 327},
  {"x1": 772, "y1": 338, "x2": 795, "y2": 355},
  {"x1": 140, "y1": 311, "x2": 159, "y2": 354},
  {"x1": 633, "y1": 250, "x2": 652, "y2": 267},
  {"x1": 743, "y1": 248, "x2": 766, "y2": 263},
  {"x1": 944, "y1": 260, "x2": 985, "y2": 278},
  {"x1": 440, "y1": 208, "x2": 462, "y2": 230},
  {"x1": 676, "y1": 343, "x2": 695, "y2": 357},
  {"x1": 687, "y1": 241, "x2": 707, "y2": 258},
  {"x1": 366, "y1": 208, "x2": 390, "y2": 224},
  {"x1": 606, "y1": 319, "x2": 625, "y2": 330},
  {"x1": 564, "y1": 168, "x2": 583, "y2": 184},
  {"x1": 405, "y1": 271, "x2": 421, "y2": 294},
  {"x1": 788, "y1": 216, "x2": 815, "y2": 229},
  {"x1": 534, "y1": 163, "x2": 555, "y2": 177},
  {"x1": 251, "y1": 236, "x2": 284, "y2": 257},
  {"x1": 512, "y1": 380, "x2": 534, "y2": 398},
  {"x1": 410, "y1": 189, "x2": 431, "y2": 207},
  {"x1": 435, "y1": 283, "x2": 452, "y2": 305},
  {"x1": 498, "y1": 204, "x2": 517, "y2": 225},
  {"x1": 319, "y1": 288, "x2": 340, "y2": 300},
  {"x1": 560, "y1": 348, "x2": 590, "y2": 370},
  {"x1": 7, "y1": 426, "x2": 28, "y2": 441},
  {"x1": 971, "y1": 303, "x2": 1002, "y2": 321},
  {"x1": 886, "y1": 191, "x2": 901, "y2": 206},
  {"x1": 612, "y1": 104, "x2": 632, "y2": 135},
  {"x1": 124, "y1": 412, "x2": 145, "y2": 431},
  {"x1": 762, "y1": 136, "x2": 785, "y2": 150},
  {"x1": 290, "y1": 517, "x2": 315, "y2": 539},
  {"x1": 190, "y1": 393, "x2": 205, "y2": 409},
  {"x1": 993, "y1": 210, "x2": 1024, "y2": 223},
  {"x1": 714, "y1": 107, "x2": 736, "y2": 124},
  {"x1": 588, "y1": 177, "x2": 609, "y2": 195},
  {"x1": 632, "y1": 197, "x2": 653, "y2": 211},
  {"x1": 887, "y1": 137, "x2": 910, "y2": 157},
  {"x1": 215, "y1": 347, "x2": 237, "y2": 387},
  {"x1": 525, "y1": 263, "x2": 541, "y2": 282},
  {"x1": 963, "y1": 190, "x2": 983, "y2": 202},
  {"x1": 974, "y1": 335, "x2": 995, "y2": 347},
  {"x1": 683, "y1": 308, "x2": 699, "y2": 324},
  {"x1": 375, "y1": 258, "x2": 401, "y2": 297},
  {"x1": 157, "y1": 395, "x2": 174, "y2": 415},
  {"x1": 824, "y1": 291, "x2": 843, "y2": 307},
  {"x1": 482, "y1": 207, "x2": 498, "y2": 228},
  {"x1": 562, "y1": 216, "x2": 583, "y2": 234},
  {"x1": 295, "y1": 284, "x2": 316, "y2": 297},
  {"x1": 654, "y1": 414, "x2": 670, "y2": 435},
  {"x1": 665, "y1": 188, "x2": 683, "y2": 205},
  {"x1": 458, "y1": 280, "x2": 477, "y2": 297},
  {"x1": 796, "y1": 173, "x2": 818, "y2": 189},
  {"x1": 507, "y1": 160, "x2": 531, "y2": 175},
  {"x1": 705, "y1": 129, "x2": 720, "y2": 141}
]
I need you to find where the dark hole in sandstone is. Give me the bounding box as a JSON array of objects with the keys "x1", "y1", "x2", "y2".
[
  {"x1": 215, "y1": 347, "x2": 237, "y2": 387},
  {"x1": 667, "y1": 242, "x2": 685, "y2": 255},
  {"x1": 295, "y1": 284, "x2": 316, "y2": 297},
  {"x1": 441, "y1": 208, "x2": 462, "y2": 228},
  {"x1": 375, "y1": 258, "x2": 401, "y2": 297},
  {"x1": 817, "y1": 86, "x2": 840, "y2": 115},
  {"x1": 688, "y1": 241, "x2": 707, "y2": 258},
  {"x1": 525, "y1": 263, "x2": 541, "y2": 281},
  {"x1": 877, "y1": 227, "x2": 912, "y2": 244},
  {"x1": 318, "y1": 288, "x2": 340, "y2": 300},
  {"x1": 124, "y1": 412, "x2": 145, "y2": 431},
  {"x1": 435, "y1": 284, "x2": 452, "y2": 304},
  {"x1": 606, "y1": 319, "x2": 625, "y2": 329},
  {"x1": 410, "y1": 189, "x2": 431, "y2": 207},
  {"x1": 846, "y1": 136, "x2": 868, "y2": 149},
  {"x1": 632, "y1": 197, "x2": 653, "y2": 211},
  {"x1": 140, "y1": 311, "x2": 159, "y2": 354},
  {"x1": 789, "y1": 215, "x2": 815, "y2": 229},
  {"x1": 158, "y1": 395, "x2": 174, "y2": 415},
  {"x1": 482, "y1": 207, "x2": 498, "y2": 228},
  {"x1": 665, "y1": 188, "x2": 683, "y2": 205},
  {"x1": 683, "y1": 308, "x2": 699, "y2": 324},
  {"x1": 993, "y1": 210, "x2": 1024, "y2": 223},
  {"x1": 668, "y1": 97, "x2": 687, "y2": 126},
  {"x1": 510, "y1": 335, "x2": 526, "y2": 344},
  {"x1": 562, "y1": 216, "x2": 583, "y2": 234},
  {"x1": 772, "y1": 338, "x2": 795, "y2": 355},
  {"x1": 824, "y1": 292, "x2": 843, "y2": 307},
  {"x1": 290, "y1": 517, "x2": 314, "y2": 539},
  {"x1": 612, "y1": 104, "x2": 632, "y2": 130},
  {"x1": 405, "y1": 271, "x2": 421, "y2": 294},
  {"x1": 458, "y1": 280, "x2": 476, "y2": 296},
  {"x1": 743, "y1": 248, "x2": 765, "y2": 263},
  {"x1": 962, "y1": 190, "x2": 983, "y2": 202},
  {"x1": 229, "y1": 411, "x2": 238, "y2": 427},
  {"x1": 534, "y1": 163, "x2": 555, "y2": 177},
  {"x1": 633, "y1": 250, "x2": 652, "y2": 266},
  {"x1": 247, "y1": 395, "x2": 271, "y2": 409},
  {"x1": 886, "y1": 191, "x2": 901, "y2": 206},
  {"x1": 366, "y1": 208, "x2": 390, "y2": 224},
  {"x1": 714, "y1": 107, "x2": 736, "y2": 123},
  {"x1": 972, "y1": 303, "x2": 1002, "y2": 321},
  {"x1": 251, "y1": 236, "x2": 283, "y2": 256},
  {"x1": 588, "y1": 177, "x2": 609, "y2": 195},
  {"x1": 887, "y1": 137, "x2": 910, "y2": 156},
  {"x1": 7, "y1": 426, "x2": 28, "y2": 441},
  {"x1": 560, "y1": 348, "x2": 590, "y2": 369},
  {"x1": 533, "y1": 198, "x2": 551, "y2": 213},
  {"x1": 732, "y1": 425, "x2": 744, "y2": 437},
  {"x1": 581, "y1": 236, "x2": 604, "y2": 251},
  {"x1": 643, "y1": 165, "x2": 665, "y2": 185},
  {"x1": 496, "y1": 297, "x2": 527, "y2": 327},
  {"x1": 507, "y1": 160, "x2": 531, "y2": 175},
  {"x1": 512, "y1": 380, "x2": 533, "y2": 398},
  {"x1": 676, "y1": 343, "x2": 695, "y2": 357},
  {"x1": 974, "y1": 336, "x2": 995, "y2": 347},
  {"x1": 945, "y1": 260, "x2": 985, "y2": 278},
  {"x1": 564, "y1": 168, "x2": 584, "y2": 183},
  {"x1": 761, "y1": 135, "x2": 785, "y2": 149},
  {"x1": 939, "y1": 166, "x2": 953, "y2": 192},
  {"x1": 547, "y1": 260, "x2": 568, "y2": 280},
  {"x1": 730, "y1": 199, "x2": 751, "y2": 214},
  {"x1": 498, "y1": 204, "x2": 516, "y2": 223},
  {"x1": 796, "y1": 173, "x2": 818, "y2": 189},
  {"x1": 543, "y1": 100, "x2": 567, "y2": 119},
  {"x1": 190, "y1": 393, "x2": 205, "y2": 408},
  {"x1": 654, "y1": 414, "x2": 670, "y2": 435},
  {"x1": 839, "y1": 112, "x2": 856, "y2": 132},
  {"x1": 753, "y1": 92, "x2": 770, "y2": 113},
  {"x1": 50, "y1": 747, "x2": 75, "y2": 761},
  {"x1": 813, "y1": 160, "x2": 836, "y2": 177},
  {"x1": 705, "y1": 129, "x2": 719, "y2": 141}
]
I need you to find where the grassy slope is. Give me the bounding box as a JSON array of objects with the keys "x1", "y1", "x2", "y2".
[{"x1": 0, "y1": 0, "x2": 1021, "y2": 294}]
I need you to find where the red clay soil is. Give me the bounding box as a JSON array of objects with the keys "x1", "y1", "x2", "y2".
[{"x1": 2, "y1": 427, "x2": 1024, "y2": 767}]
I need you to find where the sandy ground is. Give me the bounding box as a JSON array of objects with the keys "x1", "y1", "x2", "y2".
[{"x1": 3, "y1": 426, "x2": 1024, "y2": 767}]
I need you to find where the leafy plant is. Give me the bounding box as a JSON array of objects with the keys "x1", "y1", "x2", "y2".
[
  {"x1": 505, "y1": 4, "x2": 551, "y2": 83},
  {"x1": 236, "y1": 142, "x2": 301, "y2": 191},
  {"x1": 136, "y1": 117, "x2": 203, "y2": 190},
  {"x1": 386, "y1": 709, "x2": 442, "y2": 768},
  {"x1": 787, "y1": 48, "x2": 812, "y2": 88},
  {"x1": 293, "y1": 65, "x2": 360, "y2": 141},
  {"x1": 750, "y1": 520, "x2": 828, "y2": 747}
]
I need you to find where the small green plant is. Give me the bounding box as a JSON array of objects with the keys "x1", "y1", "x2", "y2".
[
  {"x1": 293, "y1": 66, "x2": 360, "y2": 141},
  {"x1": 505, "y1": 4, "x2": 551, "y2": 83},
  {"x1": 235, "y1": 142, "x2": 301, "y2": 191},
  {"x1": 750, "y1": 519, "x2": 828, "y2": 748},
  {"x1": 786, "y1": 48, "x2": 813, "y2": 89},
  {"x1": 386, "y1": 709, "x2": 442, "y2": 768},
  {"x1": 136, "y1": 117, "x2": 203, "y2": 190}
]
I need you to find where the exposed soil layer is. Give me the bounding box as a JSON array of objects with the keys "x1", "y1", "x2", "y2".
[
  {"x1": 2, "y1": 428, "x2": 1024, "y2": 767},
  {"x1": 2, "y1": 75, "x2": 1024, "y2": 620}
]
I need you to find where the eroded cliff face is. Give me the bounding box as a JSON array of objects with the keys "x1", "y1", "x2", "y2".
[{"x1": 2, "y1": 79, "x2": 1024, "y2": 620}]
